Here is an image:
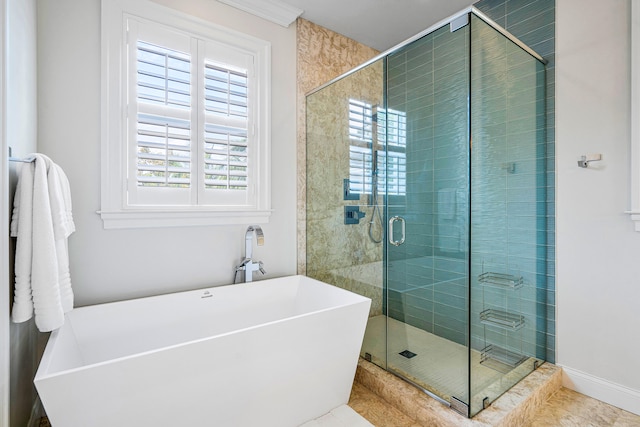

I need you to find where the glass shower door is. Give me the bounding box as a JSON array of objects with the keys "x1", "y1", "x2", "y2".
[{"x1": 383, "y1": 21, "x2": 471, "y2": 410}]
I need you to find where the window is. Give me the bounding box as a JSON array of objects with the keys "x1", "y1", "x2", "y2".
[
  {"x1": 101, "y1": 0, "x2": 271, "y2": 228},
  {"x1": 348, "y1": 99, "x2": 406, "y2": 197}
]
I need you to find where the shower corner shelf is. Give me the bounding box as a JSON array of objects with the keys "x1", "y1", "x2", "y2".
[
  {"x1": 480, "y1": 308, "x2": 525, "y2": 331},
  {"x1": 480, "y1": 344, "x2": 527, "y2": 373},
  {"x1": 478, "y1": 272, "x2": 523, "y2": 289}
]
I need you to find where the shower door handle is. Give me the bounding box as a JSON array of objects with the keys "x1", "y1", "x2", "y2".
[{"x1": 388, "y1": 216, "x2": 406, "y2": 246}]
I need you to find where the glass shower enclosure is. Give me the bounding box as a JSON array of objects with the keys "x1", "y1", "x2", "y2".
[{"x1": 306, "y1": 7, "x2": 547, "y2": 418}]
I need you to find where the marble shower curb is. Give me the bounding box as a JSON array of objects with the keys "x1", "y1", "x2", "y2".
[{"x1": 353, "y1": 358, "x2": 562, "y2": 427}]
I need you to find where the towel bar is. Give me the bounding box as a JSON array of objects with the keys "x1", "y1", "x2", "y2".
[
  {"x1": 8, "y1": 146, "x2": 36, "y2": 163},
  {"x1": 9, "y1": 156, "x2": 36, "y2": 163}
]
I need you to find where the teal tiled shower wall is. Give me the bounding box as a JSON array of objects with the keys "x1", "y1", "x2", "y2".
[
  {"x1": 386, "y1": 24, "x2": 471, "y2": 346},
  {"x1": 469, "y1": 14, "x2": 548, "y2": 367},
  {"x1": 385, "y1": 0, "x2": 555, "y2": 363},
  {"x1": 475, "y1": 0, "x2": 555, "y2": 364}
]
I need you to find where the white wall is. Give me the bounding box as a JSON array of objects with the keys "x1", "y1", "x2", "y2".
[
  {"x1": 37, "y1": 0, "x2": 298, "y2": 306},
  {"x1": 557, "y1": 0, "x2": 640, "y2": 414},
  {"x1": 1, "y1": 0, "x2": 8, "y2": 423},
  {"x1": 5, "y1": 0, "x2": 42, "y2": 425}
]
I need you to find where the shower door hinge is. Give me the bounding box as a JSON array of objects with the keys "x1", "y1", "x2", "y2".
[
  {"x1": 450, "y1": 396, "x2": 469, "y2": 417},
  {"x1": 483, "y1": 397, "x2": 491, "y2": 410}
]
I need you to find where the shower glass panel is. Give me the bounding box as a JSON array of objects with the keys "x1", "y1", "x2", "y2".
[
  {"x1": 468, "y1": 14, "x2": 546, "y2": 417},
  {"x1": 306, "y1": 59, "x2": 386, "y2": 366},
  {"x1": 305, "y1": 7, "x2": 547, "y2": 419},
  {"x1": 384, "y1": 22, "x2": 471, "y2": 408}
]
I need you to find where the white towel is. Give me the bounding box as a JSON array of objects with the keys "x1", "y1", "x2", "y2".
[
  {"x1": 11, "y1": 160, "x2": 35, "y2": 323},
  {"x1": 11, "y1": 154, "x2": 75, "y2": 332},
  {"x1": 46, "y1": 161, "x2": 75, "y2": 312}
]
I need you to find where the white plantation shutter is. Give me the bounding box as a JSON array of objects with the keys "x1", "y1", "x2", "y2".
[
  {"x1": 204, "y1": 122, "x2": 248, "y2": 190},
  {"x1": 199, "y1": 40, "x2": 255, "y2": 206},
  {"x1": 204, "y1": 65, "x2": 248, "y2": 191},
  {"x1": 136, "y1": 41, "x2": 192, "y2": 189},
  {"x1": 136, "y1": 113, "x2": 191, "y2": 187},
  {"x1": 101, "y1": 0, "x2": 271, "y2": 228},
  {"x1": 125, "y1": 20, "x2": 257, "y2": 207}
]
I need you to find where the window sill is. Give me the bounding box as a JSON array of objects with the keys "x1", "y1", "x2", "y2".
[{"x1": 98, "y1": 209, "x2": 272, "y2": 229}]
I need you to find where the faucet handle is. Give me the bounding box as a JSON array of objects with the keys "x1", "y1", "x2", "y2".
[
  {"x1": 235, "y1": 258, "x2": 249, "y2": 271},
  {"x1": 258, "y1": 261, "x2": 266, "y2": 275},
  {"x1": 255, "y1": 226, "x2": 264, "y2": 246},
  {"x1": 247, "y1": 225, "x2": 264, "y2": 246}
]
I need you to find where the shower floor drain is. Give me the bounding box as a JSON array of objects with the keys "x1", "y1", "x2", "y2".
[{"x1": 399, "y1": 350, "x2": 417, "y2": 359}]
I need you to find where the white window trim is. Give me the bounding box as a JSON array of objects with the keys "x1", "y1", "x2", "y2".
[{"x1": 100, "y1": 0, "x2": 271, "y2": 229}]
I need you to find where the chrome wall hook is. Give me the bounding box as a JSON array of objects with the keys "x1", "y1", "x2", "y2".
[{"x1": 578, "y1": 154, "x2": 602, "y2": 168}]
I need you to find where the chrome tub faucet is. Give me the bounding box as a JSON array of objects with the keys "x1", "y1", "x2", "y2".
[{"x1": 234, "y1": 225, "x2": 266, "y2": 283}]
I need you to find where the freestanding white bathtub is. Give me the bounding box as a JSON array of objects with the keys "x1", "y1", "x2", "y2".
[{"x1": 34, "y1": 275, "x2": 371, "y2": 427}]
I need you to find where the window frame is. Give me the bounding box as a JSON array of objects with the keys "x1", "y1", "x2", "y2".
[{"x1": 100, "y1": 0, "x2": 271, "y2": 229}]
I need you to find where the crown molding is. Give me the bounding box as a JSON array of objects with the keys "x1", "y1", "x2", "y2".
[{"x1": 217, "y1": 0, "x2": 303, "y2": 27}]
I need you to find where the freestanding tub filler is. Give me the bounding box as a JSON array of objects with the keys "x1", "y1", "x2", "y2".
[{"x1": 34, "y1": 275, "x2": 371, "y2": 427}]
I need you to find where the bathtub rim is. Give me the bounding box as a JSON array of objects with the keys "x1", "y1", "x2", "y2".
[{"x1": 35, "y1": 274, "x2": 371, "y2": 381}]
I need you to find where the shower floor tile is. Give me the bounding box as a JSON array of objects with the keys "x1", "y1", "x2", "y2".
[{"x1": 361, "y1": 315, "x2": 532, "y2": 409}]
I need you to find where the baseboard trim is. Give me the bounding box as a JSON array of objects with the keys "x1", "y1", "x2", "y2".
[{"x1": 560, "y1": 365, "x2": 640, "y2": 415}]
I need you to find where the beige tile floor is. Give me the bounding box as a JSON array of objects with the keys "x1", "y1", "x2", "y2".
[
  {"x1": 349, "y1": 382, "x2": 423, "y2": 427},
  {"x1": 301, "y1": 404, "x2": 374, "y2": 426},
  {"x1": 523, "y1": 388, "x2": 640, "y2": 427},
  {"x1": 349, "y1": 383, "x2": 640, "y2": 427}
]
